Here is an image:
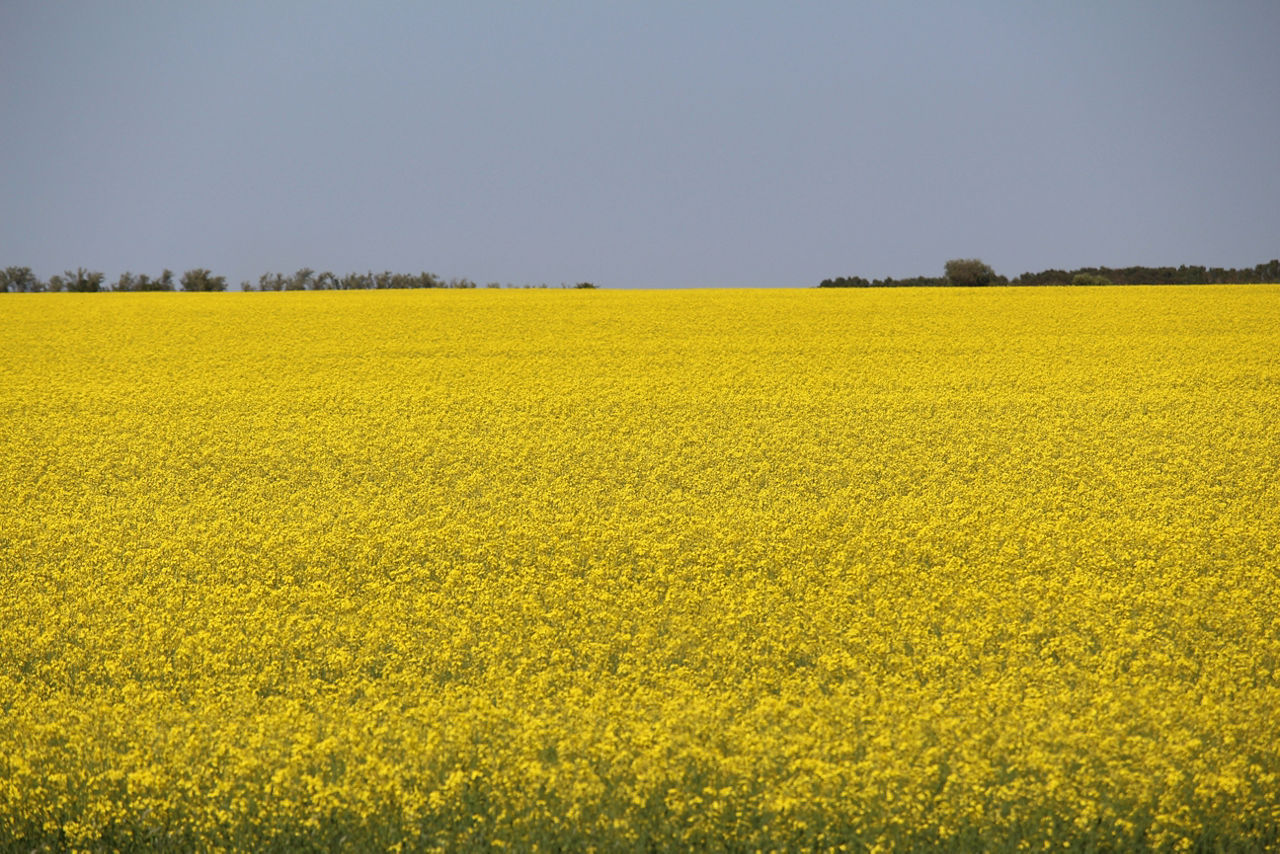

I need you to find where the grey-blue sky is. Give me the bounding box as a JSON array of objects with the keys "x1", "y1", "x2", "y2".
[{"x1": 3, "y1": 1, "x2": 1277, "y2": 289}]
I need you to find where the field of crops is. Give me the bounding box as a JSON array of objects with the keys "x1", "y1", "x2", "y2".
[{"x1": 2, "y1": 287, "x2": 1278, "y2": 851}]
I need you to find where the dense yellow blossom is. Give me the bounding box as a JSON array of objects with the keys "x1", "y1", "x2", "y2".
[{"x1": 1, "y1": 287, "x2": 1278, "y2": 851}]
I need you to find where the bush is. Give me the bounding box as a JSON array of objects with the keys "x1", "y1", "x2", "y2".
[
  {"x1": 1071, "y1": 273, "x2": 1113, "y2": 287},
  {"x1": 944, "y1": 259, "x2": 997, "y2": 287},
  {"x1": 181, "y1": 269, "x2": 228, "y2": 291}
]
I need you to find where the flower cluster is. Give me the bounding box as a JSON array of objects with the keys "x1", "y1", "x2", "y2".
[{"x1": 2, "y1": 287, "x2": 1278, "y2": 850}]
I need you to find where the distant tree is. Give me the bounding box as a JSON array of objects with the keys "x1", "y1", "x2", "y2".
[
  {"x1": 945, "y1": 258, "x2": 997, "y2": 286},
  {"x1": 136, "y1": 272, "x2": 174, "y2": 292},
  {"x1": 573, "y1": 282, "x2": 598, "y2": 289},
  {"x1": 181, "y1": 268, "x2": 228, "y2": 291},
  {"x1": 286, "y1": 268, "x2": 314, "y2": 291},
  {"x1": 112, "y1": 272, "x2": 139, "y2": 292},
  {"x1": 1012, "y1": 268, "x2": 1071, "y2": 286},
  {"x1": 827, "y1": 259, "x2": 1278, "y2": 289},
  {"x1": 62, "y1": 268, "x2": 105, "y2": 292},
  {"x1": 1, "y1": 266, "x2": 39, "y2": 293},
  {"x1": 314, "y1": 271, "x2": 338, "y2": 291}
]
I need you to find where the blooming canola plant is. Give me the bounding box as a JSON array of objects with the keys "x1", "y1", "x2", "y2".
[{"x1": 1, "y1": 287, "x2": 1278, "y2": 850}]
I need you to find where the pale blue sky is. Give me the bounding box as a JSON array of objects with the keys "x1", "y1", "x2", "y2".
[{"x1": 3, "y1": 1, "x2": 1277, "y2": 288}]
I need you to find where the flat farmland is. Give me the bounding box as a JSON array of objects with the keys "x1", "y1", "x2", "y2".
[{"x1": 2, "y1": 287, "x2": 1278, "y2": 851}]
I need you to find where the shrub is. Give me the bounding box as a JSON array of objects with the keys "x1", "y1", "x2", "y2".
[{"x1": 944, "y1": 259, "x2": 997, "y2": 287}]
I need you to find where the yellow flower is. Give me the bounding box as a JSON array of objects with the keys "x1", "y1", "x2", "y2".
[{"x1": 1, "y1": 286, "x2": 1277, "y2": 849}]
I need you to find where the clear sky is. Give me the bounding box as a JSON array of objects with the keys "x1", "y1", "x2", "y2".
[{"x1": 3, "y1": 1, "x2": 1278, "y2": 289}]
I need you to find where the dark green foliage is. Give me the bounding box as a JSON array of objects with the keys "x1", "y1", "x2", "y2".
[
  {"x1": 0, "y1": 266, "x2": 39, "y2": 292},
  {"x1": 286, "y1": 268, "x2": 313, "y2": 291},
  {"x1": 180, "y1": 268, "x2": 228, "y2": 292},
  {"x1": 821, "y1": 275, "x2": 947, "y2": 287},
  {"x1": 55, "y1": 267, "x2": 106, "y2": 292},
  {"x1": 819, "y1": 276, "x2": 871, "y2": 287},
  {"x1": 820, "y1": 259, "x2": 1279, "y2": 288},
  {"x1": 256, "y1": 272, "x2": 287, "y2": 291},
  {"x1": 1012, "y1": 260, "x2": 1280, "y2": 286},
  {"x1": 254, "y1": 270, "x2": 452, "y2": 290},
  {"x1": 944, "y1": 258, "x2": 997, "y2": 287},
  {"x1": 108, "y1": 270, "x2": 177, "y2": 291}
]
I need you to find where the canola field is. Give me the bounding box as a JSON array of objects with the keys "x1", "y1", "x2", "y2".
[{"x1": 2, "y1": 287, "x2": 1279, "y2": 852}]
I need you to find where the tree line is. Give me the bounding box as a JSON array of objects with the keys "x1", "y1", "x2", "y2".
[
  {"x1": 0, "y1": 266, "x2": 599, "y2": 293},
  {"x1": 1, "y1": 267, "x2": 222, "y2": 292},
  {"x1": 820, "y1": 258, "x2": 1280, "y2": 288}
]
